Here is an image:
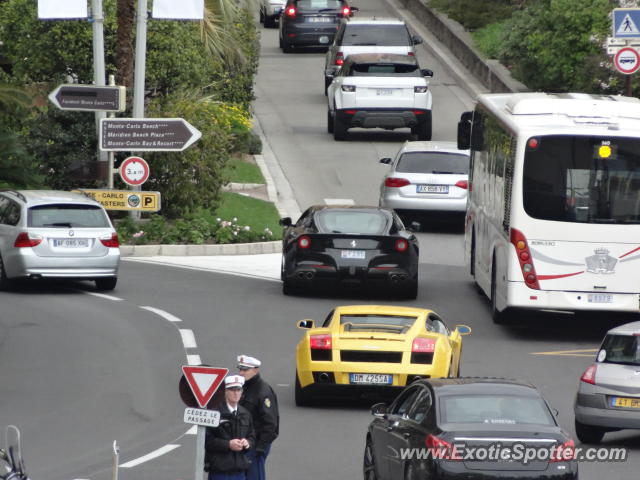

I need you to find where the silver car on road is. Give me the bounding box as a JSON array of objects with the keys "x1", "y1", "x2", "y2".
[
  {"x1": 574, "y1": 320, "x2": 640, "y2": 443},
  {"x1": 378, "y1": 141, "x2": 470, "y2": 218},
  {"x1": 0, "y1": 190, "x2": 120, "y2": 291}
]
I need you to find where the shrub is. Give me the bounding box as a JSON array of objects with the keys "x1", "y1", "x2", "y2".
[{"x1": 428, "y1": 0, "x2": 517, "y2": 31}]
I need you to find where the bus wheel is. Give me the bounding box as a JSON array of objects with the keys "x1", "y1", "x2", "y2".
[{"x1": 491, "y1": 263, "x2": 509, "y2": 324}]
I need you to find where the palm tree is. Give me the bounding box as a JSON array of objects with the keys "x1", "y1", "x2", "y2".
[{"x1": 0, "y1": 83, "x2": 30, "y2": 111}]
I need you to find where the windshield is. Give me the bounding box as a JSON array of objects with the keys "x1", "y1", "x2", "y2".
[
  {"x1": 315, "y1": 210, "x2": 389, "y2": 234},
  {"x1": 522, "y1": 135, "x2": 640, "y2": 224},
  {"x1": 28, "y1": 204, "x2": 110, "y2": 228},
  {"x1": 296, "y1": 0, "x2": 343, "y2": 10},
  {"x1": 350, "y1": 63, "x2": 420, "y2": 77},
  {"x1": 439, "y1": 394, "x2": 555, "y2": 426},
  {"x1": 341, "y1": 25, "x2": 411, "y2": 46},
  {"x1": 599, "y1": 334, "x2": 640, "y2": 366},
  {"x1": 397, "y1": 152, "x2": 469, "y2": 174}
]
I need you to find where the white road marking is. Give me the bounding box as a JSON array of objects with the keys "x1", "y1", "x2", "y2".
[
  {"x1": 187, "y1": 354, "x2": 202, "y2": 365},
  {"x1": 120, "y1": 444, "x2": 180, "y2": 468},
  {"x1": 84, "y1": 292, "x2": 123, "y2": 301},
  {"x1": 324, "y1": 198, "x2": 355, "y2": 205},
  {"x1": 179, "y1": 329, "x2": 197, "y2": 349},
  {"x1": 140, "y1": 306, "x2": 183, "y2": 322},
  {"x1": 186, "y1": 425, "x2": 198, "y2": 435},
  {"x1": 277, "y1": 384, "x2": 290, "y2": 387}
]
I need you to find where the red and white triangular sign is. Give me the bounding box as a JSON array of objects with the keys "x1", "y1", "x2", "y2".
[{"x1": 181, "y1": 366, "x2": 228, "y2": 408}]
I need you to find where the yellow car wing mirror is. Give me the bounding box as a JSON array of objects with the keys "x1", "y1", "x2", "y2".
[
  {"x1": 454, "y1": 325, "x2": 472, "y2": 335},
  {"x1": 297, "y1": 319, "x2": 315, "y2": 329}
]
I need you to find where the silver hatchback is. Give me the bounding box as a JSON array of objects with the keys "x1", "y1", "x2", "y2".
[
  {"x1": 378, "y1": 141, "x2": 470, "y2": 217},
  {"x1": 0, "y1": 190, "x2": 120, "y2": 291},
  {"x1": 574, "y1": 321, "x2": 640, "y2": 443}
]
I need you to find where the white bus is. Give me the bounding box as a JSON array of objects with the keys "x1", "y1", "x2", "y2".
[{"x1": 457, "y1": 92, "x2": 640, "y2": 323}]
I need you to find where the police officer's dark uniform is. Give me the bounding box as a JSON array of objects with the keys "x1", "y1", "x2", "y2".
[
  {"x1": 237, "y1": 355, "x2": 279, "y2": 480},
  {"x1": 205, "y1": 376, "x2": 255, "y2": 480}
]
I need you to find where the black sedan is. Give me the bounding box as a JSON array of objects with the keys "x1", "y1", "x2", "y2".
[
  {"x1": 279, "y1": 0, "x2": 357, "y2": 53},
  {"x1": 279, "y1": 205, "x2": 419, "y2": 298},
  {"x1": 365, "y1": 378, "x2": 578, "y2": 480}
]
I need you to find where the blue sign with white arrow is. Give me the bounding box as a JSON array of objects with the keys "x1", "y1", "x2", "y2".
[{"x1": 613, "y1": 8, "x2": 640, "y2": 39}]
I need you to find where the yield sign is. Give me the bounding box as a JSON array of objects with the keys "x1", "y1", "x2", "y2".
[{"x1": 181, "y1": 366, "x2": 228, "y2": 408}]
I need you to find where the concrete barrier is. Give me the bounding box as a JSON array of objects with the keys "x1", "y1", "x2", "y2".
[{"x1": 401, "y1": 0, "x2": 529, "y2": 93}]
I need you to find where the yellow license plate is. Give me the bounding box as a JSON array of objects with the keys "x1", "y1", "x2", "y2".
[{"x1": 611, "y1": 397, "x2": 640, "y2": 408}]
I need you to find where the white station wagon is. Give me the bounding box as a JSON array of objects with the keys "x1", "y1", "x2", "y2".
[{"x1": 327, "y1": 53, "x2": 433, "y2": 141}]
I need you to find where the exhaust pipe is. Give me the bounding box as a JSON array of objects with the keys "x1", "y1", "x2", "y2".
[
  {"x1": 319, "y1": 372, "x2": 330, "y2": 382},
  {"x1": 305, "y1": 271, "x2": 314, "y2": 280},
  {"x1": 390, "y1": 274, "x2": 399, "y2": 283}
]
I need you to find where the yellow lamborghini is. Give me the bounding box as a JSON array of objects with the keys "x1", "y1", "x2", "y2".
[{"x1": 294, "y1": 305, "x2": 471, "y2": 406}]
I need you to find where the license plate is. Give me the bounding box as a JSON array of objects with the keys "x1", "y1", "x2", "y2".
[
  {"x1": 350, "y1": 373, "x2": 392, "y2": 385},
  {"x1": 417, "y1": 185, "x2": 449, "y2": 194},
  {"x1": 341, "y1": 250, "x2": 365, "y2": 259},
  {"x1": 611, "y1": 397, "x2": 640, "y2": 408},
  {"x1": 588, "y1": 293, "x2": 613, "y2": 304},
  {"x1": 376, "y1": 89, "x2": 393, "y2": 96},
  {"x1": 307, "y1": 16, "x2": 331, "y2": 22},
  {"x1": 53, "y1": 238, "x2": 89, "y2": 248}
]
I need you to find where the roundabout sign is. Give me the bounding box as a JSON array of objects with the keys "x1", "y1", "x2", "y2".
[
  {"x1": 614, "y1": 47, "x2": 640, "y2": 74},
  {"x1": 119, "y1": 156, "x2": 150, "y2": 186}
]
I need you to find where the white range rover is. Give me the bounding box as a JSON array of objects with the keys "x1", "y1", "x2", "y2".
[{"x1": 327, "y1": 53, "x2": 433, "y2": 141}]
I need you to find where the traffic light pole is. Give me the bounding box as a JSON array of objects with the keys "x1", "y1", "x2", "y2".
[{"x1": 91, "y1": 0, "x2": 108, "y2": 167}]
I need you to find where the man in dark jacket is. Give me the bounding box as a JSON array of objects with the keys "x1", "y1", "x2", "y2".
[
  {"x1": 205, "y1": 375, "x2": 255, "y2": 480},
  {"x1": 236, "y1": 355, "x2": 279, "y2": 480}
]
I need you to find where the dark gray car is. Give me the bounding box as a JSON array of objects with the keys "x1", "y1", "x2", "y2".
[{"x1": 574, "y1": 320, "x2": 640, "y2": 443}]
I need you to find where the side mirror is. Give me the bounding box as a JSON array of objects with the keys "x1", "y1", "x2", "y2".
[
  {"x1": 412, "y1": 35, "x2": 423, "y2": 45},
  {"x1": 553, "y1": 408, "x2": 559, "y2": 417},
  {"x1": 455, "y1": 324, "x2": 472, "y2": 335},
  {"x1": 350, "y1": 6, "x2": 359, "y2": 13},
  {"x1": 297, "y1": 319, "x2": 315, "y2": 329},
  {"x1": 409, "y1": 221, "x2": 421, "y2": 232},
  {"x1": 379, "y1": 157, "x2": 392, "y2": 165},
  {"x1": 421, "y1": 69, "x2": 434, "y2": 78},
  {"x1": 371, "y1": 402, "x2": 388, "y2": 417},
  {"x1": 457, "y1": 111, "x2": 472, "y2": 150},
  {"x1": 279, "y1": 217, "x2": 292, "y2": 227}
]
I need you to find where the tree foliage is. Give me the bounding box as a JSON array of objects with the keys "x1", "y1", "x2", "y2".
[{"x1": 498, "y1": 0, "x2": 612, "y2": 92}]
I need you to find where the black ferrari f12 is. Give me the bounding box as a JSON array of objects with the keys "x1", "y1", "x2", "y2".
[{"x1": 279, "y1": 205, "x2": 420, "y2": 297}]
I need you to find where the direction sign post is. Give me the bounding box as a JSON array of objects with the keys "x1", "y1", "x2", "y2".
[
  {"x1": 99, "y1": 118, "x2": 202, "y2": 152},
  {"x1": 180, "y1": 366, "x2": 228, "y2": 480},
  {"x1": 48, "y1": 84, "x2": 126, "y2": 112}
]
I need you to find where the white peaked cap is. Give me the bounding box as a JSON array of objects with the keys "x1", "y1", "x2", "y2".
[
  {"x1": 225, "y1": 375, "x2": 245, "y2": 388},
  {"x1": 237, "y1": 355, "x2": 262, "y2": 368}
]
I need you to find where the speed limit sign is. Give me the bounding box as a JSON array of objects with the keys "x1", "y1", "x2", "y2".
[{"x1": 119, "y1": 156, "x2": 150, "y2": 186}]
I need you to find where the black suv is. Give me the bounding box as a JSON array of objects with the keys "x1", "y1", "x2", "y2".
[{"x1": 279, "y1": 0, "x2": 358, "y2": 53}]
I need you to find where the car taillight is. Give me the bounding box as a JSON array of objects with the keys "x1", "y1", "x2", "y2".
[
  {"x1": 425, "y1": 434, "x2": 462, "y2": 460},
  {"x1": 310, "y1": 334, "x2": 332, "y2": 349},
  {"x1": 335, "y1": 52, "x2": 344, "y2": 65},
  {"x1": 414, "y1": 86, "x2": 428, "y2": 93},
  {"x1": 580, "y1": 364, "x2": 597, "y2": 385},
  {"x1": 298, "y1": 235, "x2": 311, "y2": 249},
  {"x1": 455, "y1": 180, "x2": 468, "y2": 189},
  {"x1": 100, "y1": 233, "x2": 120, "y2": 248},
  {"x1": 342, "y1": 6, "x2": 350, "y2": 15},
  {"x1": 395, "y1": 238, "x2": 409, "y2": 252},
  {"x1": 408, "y1": 52, "x2": 414, "y2": 56},
  {"x1": 341, "y1": 84, "x2": 356, "y2": 92},
  {"x1": 412, "y1": 337, "x2": 436, "y2": 352},
  {"x1": 510, "y1": 228, "x2": 540, "y2": 289},
  {"x1": 286, "y1": 6, "x2": 296, "y2": 17},
  {"x1": 14, "y1": 232, "x2": 42, "y2": 248},
  {"x1": 550, "y1": 439, "x2": 575, "y2": 462},
  {"x1": 384, "y1": 177, "x2": 410, "y2": 188}
]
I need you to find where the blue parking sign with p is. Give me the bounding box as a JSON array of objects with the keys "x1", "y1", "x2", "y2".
[{"x1": 613, "y1": 9, "x2": 640, "y2": 38}]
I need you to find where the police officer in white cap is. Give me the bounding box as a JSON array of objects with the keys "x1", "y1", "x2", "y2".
[
  {"x1": 236, "y1": 355, "x2": 279, "y2": 480},
  {"x1": 204, "y1": 375, "x2": 255, "y2": 480}
]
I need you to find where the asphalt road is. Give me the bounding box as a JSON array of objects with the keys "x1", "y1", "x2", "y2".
[{"x1": 0, "y1": 0, "x2": 638, "y2": 479}]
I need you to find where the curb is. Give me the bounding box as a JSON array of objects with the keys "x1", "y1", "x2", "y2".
[{"x1": 120, "y1": 241, "x2": 282, "y2": 257}]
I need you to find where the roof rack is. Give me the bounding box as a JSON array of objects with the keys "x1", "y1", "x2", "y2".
[{"x1": 0, "y1": 189, "x2": 26, "y2": 203}]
